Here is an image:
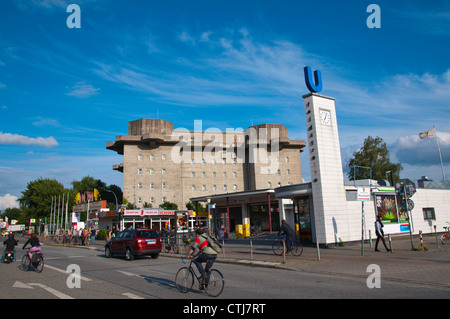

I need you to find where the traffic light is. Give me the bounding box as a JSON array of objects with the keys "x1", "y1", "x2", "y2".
[{"x1": 117, "y1": 208, "x2": 125, "y2": 220}]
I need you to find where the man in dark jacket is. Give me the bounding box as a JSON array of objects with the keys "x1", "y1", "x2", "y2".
[
  {"x1": 375, "y1": 215, "x2": 390, "y2": 252},
  {"x1": 2, "y1": 234, "x2": 18, "y2": 262},
  {"x1": 278, "y1": 219, "x2": 295, "y2": 253}
]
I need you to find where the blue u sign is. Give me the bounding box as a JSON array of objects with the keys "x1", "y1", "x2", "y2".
[{"x1": 304, "y1": 66, "x2": 322, "y2": 93}]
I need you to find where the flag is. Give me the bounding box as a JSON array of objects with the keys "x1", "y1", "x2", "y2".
[{"x1": 419, "y1": 127, "x2": 436, "y2": 139}]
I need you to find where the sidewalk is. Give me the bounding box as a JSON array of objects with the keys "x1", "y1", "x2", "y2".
[{"x1": 44, "y1": 233, "x2": 450, "y2": 289}]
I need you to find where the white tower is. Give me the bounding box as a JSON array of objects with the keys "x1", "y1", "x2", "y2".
[{"x1": 303, "y1": 93, "x2": 348, "y2": 245}]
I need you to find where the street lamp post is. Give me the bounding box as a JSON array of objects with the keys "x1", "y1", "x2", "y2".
[{"x1": 104, "y1": 189, "x2": 118, "y2": 211}]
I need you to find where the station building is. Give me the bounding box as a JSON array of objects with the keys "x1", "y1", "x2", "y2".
[
  {"x1": 105, "y1": 95, "x2": 449, "y2": 245},
  {"x1": 190, "y1": 93, "x2": 450, "y2": 245}
]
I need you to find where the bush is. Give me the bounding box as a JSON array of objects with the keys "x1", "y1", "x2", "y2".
[{"x1": 97, "y1": 229, "x2": 108, "y2": 240}]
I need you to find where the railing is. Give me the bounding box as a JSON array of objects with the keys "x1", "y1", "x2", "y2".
[{"x1": 159, "y1": 235, "x2": 293, "y2": 263}]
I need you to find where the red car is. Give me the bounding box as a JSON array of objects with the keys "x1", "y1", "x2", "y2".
[{"x1": 105, "y1": 229, "x2": 162, "y2": 261}]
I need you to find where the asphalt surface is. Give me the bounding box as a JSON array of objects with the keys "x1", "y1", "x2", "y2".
[{"x1": 43, "y1": 232, "x2": 450, "y2": 290}]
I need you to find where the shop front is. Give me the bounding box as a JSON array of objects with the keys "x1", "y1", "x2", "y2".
[
  {"x1": 275, "y1": 183, "x2": 313, "y2": 243},
  {"x1": 94, "y1": 209, "x2": 204, "y2": 233}
]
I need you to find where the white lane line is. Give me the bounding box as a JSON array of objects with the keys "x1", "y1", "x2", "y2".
[
  {"x1": 45, "y1": 256, "x2": 86, "y2": 260},
  {"x1": 45, "y1": 264, "x2": 93, "y2": 282},
  {"x1": 117, "y1": 270, "x2": 141, "y2": 277},
  {"x1": 122, "y1": 292, "x2": 145, "y2": 299},
  {"x1": 28, "y1": 283, "x2": 75, "y2": 299}
]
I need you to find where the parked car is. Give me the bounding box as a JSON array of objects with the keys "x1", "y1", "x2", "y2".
[{"x1": 105, "y1": 229, "x2": 162, "y2": 261}]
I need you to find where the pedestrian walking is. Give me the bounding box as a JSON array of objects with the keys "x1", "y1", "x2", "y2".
[{"x1": 375, "y1": 214, "x2": 390, "y2": 252}]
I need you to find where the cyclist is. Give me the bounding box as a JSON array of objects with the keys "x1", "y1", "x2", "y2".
[
  {"x1": 278, "y1": 219, "x2": 295, "y2": 253},
  {"x1": 185, "y1": 228, "x2": 217, "y2": 286},
  {"x1": 1, "y1": 233, "x2": 18, "y2": 263},
  {"x1": 22, "y1": 233, "x2": 42, "y2": 261}
]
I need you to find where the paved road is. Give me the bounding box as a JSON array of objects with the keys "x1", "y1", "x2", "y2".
[{"x1": 1, "y1": 233, "x2": 449, "y2": 301}]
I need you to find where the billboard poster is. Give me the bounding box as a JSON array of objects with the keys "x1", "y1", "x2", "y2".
[{"x1": 374, "y1": 194, "x2": 409, "y2": 233}]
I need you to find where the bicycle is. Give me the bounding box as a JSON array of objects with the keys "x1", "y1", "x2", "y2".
[
  {"x1": 272, "y1": 236, "x2": 303, "y2": 256},
  {"x1": 181, "y1": 236, "x2": 194, "y2": 254},
  {"x1": 163, "y1": 236, "x2": 179, "y2": 254},
  {"x1": 250, "y1": 225, "x2": 261, "y2": 237},
  {"x1": 52, "y1": 235, "x2": 61, "y2": 244},
  {"x1": 21, "y1": 249, "x2": 44, "y2": 273},
  {"x1": 175, "y1": 257, "x2": 224, "y2": 297},
  {"x1": 441, "y1": 222, "x2": 450, "y2": 244}
]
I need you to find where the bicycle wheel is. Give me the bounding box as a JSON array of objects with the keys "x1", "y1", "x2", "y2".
[
  {"x1": 290, "y1": 240, "x2": 303, "y2": 256},
  {"x1": 272, "y1": 240, "x2": 284, "y2": 256},
  {"x1": 205, "y1": 269, "x2": 224, "y2": 297},
  {"x1": 21, "y1": 254, "x2": 31, "y2": 271},
  {"x1": 164, "y1": 242, "x2": 171, "y2": 253},
  {"x1": 175, "y1": 267, "x2": 194, "y2": 293},
  {"x1": 440, "y1": 234, "x2": 447, "y2": 245},
  {"x1": 172, "y1": 243, "x2": 179, "y2": 254},
  {"x1": 33, "y1": 254, "x2": 44, "y2": 273}
]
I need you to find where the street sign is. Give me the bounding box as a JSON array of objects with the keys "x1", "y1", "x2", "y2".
[
  {"x1": 357, "y1": 187, "x2": 371, "y2": 201},
  {"x1": 395, "y1": 179, "x2": 416, "y2": 198}
]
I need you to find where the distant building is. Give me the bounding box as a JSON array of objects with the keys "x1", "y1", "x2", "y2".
[{"x1": 106, "y1": 119, "x2": 306, "y2": 210}]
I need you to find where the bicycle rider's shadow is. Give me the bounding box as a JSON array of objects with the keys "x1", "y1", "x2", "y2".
[
  {"x1": 141, "y1": 275, "x2": 205, "y2": 296},
  {"x1": 141, "y1": 275, "x2": 178, "y2": 291}
]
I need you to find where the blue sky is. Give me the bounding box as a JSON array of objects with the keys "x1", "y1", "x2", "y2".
[{"x1": 1, "y1": 0, "x2": 449, "y2": 209}]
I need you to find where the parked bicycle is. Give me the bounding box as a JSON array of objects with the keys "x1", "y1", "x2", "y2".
[
  {"x1": 441, "y1": 222, "x2": 450, "y2": 244},
  {"x1": 272, "y1": 236, "x2": 303, "y2": 256},
  {"x1": 181, "y1": 236, "x2": 194, "y2": 254},
  {"x1": 163, "y1": 235, "x2": 179, "y2": 253},
  {"x1": 175, "y1": 257, "x2": 224, "y2": 297},
  {"x1": 250, "y1": 225, "x2": 261, "y2": 237},
  {"x1": 21, "y1": 249, "x2": 44, "y2": 273}
]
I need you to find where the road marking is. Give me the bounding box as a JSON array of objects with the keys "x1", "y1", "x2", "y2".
[
  {"x1": 122, "y1": 292, "x2": 145, "y2": 299},
  {"x1": 117, "y1": 270, "x2": 141, "y2": 277},
  {"x1": 28, "y1": 283, "x2": 75, "y2": 299},
  {"x1": 14, "y1": 281, "x2": 75, "y2": 300},
  {"x1": 45, "y1": 256, "x2": 86, "y2": 260},
  {"x1": 45, "y1": 264, "x2": 92, "y2": 282},
  {"x1": 13, "y1": 281, "x2": 34, "y2": 289}
]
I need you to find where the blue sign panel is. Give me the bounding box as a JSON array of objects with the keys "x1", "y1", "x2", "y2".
[{"x1": 304, "y1": 66, "x2": 323, "y2": 93}]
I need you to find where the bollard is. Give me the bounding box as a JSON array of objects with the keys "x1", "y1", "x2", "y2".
[
  {"x1": 250, "y1": 239, "x2": 253, "y2": 261},
  {"x1": 369, "y1": 230, "x2": 372, "y2": 248},
  {"x1": 388, "y1": 234, "x2": 393, "y2": 253},
  {"x1": 316, "y1": 240, "x2": 321, "y2": 261},
  {"x1": 419, "y1": 231, "x2": 424, "y2": 251},
  {"x1": 434, "y1": 225, "x2": 440, "y2": 249},
  {"x1": 222, "y1": 240, "x2": 225, "y2": 258},
  {"x1": 282, "y1": 239, "x2": 286, "y2": 264}
]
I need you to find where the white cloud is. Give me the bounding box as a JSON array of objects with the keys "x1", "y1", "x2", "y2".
[
  {"x1": 392, "y1": 131, "x2": 450, "y2": 166},
  {"x1": 66, "y1": 82, "x2": 100, "y2": 98},
  {"x1": 0, "y1": 132, "x2": 58, "y2": 147},
  {"x1": 32, "y1": 117, "x2": 61, "y2": 128},
  {"x1": 0, "y1": 194, "x2": 19, "y2": 211}
]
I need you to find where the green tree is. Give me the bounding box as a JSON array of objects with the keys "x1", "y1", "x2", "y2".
[
  {"x1": 101, "y1": 184, "x2": 123, "y2": 208},
  {"x1": 186, "y1": 201, "x2": 206, "y2": 211},
  {"x1": 346, "y1": 136, "x2": 403, "y2": 183},
  {"x1": 159, "y1": 201, "x2": 178, "y2": 210},
  {"x1": 71, "y1": 176, "x2": 106, "y2": 195},
  {"x1": 1, "y1": 207, "x2": 22, "y2": 221},
  {"x1": 18, "y1": 178, "x2": 66, "y2": 220}
]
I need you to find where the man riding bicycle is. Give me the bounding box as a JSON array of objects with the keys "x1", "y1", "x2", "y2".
[
  {"x1": 278, "y1": 219, "x2": 295, "y2": 253},
  {"x1": 185, "y1": 228, "x2": 217, "y2": 285}
]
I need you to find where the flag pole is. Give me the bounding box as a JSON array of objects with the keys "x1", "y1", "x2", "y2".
[{"x1": 434, "y1": 126, "x2": 446, "y2": 181}]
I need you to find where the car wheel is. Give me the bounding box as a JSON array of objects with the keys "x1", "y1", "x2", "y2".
[
  {"x1": 125, "y1": 248, "x2": 134, "y2": 261},
  {"x1": 151, "y1": 253, "x2": 159, "y2": 259},
  {"x1": 105, "y1": 246, "x2": 113, "y2": 258}
]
